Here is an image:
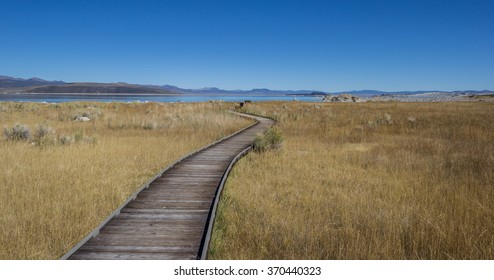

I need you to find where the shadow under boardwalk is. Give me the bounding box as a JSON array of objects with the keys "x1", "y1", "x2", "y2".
[{"x1": 66, "y1": 113, "x2": 274, "y2": 260}]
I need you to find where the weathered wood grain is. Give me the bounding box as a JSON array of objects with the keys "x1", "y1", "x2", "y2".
[{"x1": 64, "y1": 113, "x2": 274, "y2": 260}]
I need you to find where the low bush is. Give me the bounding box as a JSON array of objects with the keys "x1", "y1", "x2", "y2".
[
  {"x1": 254, "y1": 126, "x2": 284, "y2": 152},
  {"x1": 58, "y1": 135, "x2": 73, "y2": 145},
  {"x1": 33, "y1": 124, "x2": 56, "y2": 146},
  {"x1": 3, "y1": 124, "x2": 31, "y2": 141}
]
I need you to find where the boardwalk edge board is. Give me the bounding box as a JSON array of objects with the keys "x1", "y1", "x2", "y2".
[
  {"x1": 199, "y1": 111, "x2": 276, "y2": 259},
  {"x1": 198, "y1": 145, "x2": 253, "y2": 260},
  {"x1": 60, "y1": 111, "x2": 260, "y2": 260}
]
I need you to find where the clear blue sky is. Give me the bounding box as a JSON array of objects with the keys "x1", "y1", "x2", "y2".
[{"x1": 1, "y1": 0, "x2": 493, "y2": 91}]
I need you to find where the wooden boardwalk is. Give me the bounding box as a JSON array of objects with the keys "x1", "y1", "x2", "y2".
[{"x1": 63, "y1": 113, "x2": 274, "y2": 260}]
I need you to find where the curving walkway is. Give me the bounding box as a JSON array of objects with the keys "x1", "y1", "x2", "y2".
[{"x1": 62, "y1": 112, "x2": 274, "y2": 260}]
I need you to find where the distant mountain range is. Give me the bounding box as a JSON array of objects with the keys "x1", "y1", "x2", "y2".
[
  {"x1": 0, "y1": 75, "x2": 65, "y2": 88},
  {"x1": 156, "y1": 84, "x2": 316, "y2": 95},
  {"x1": 0, "y1": 75, "x2": 492, "y2": 96},
  {"x1": 24, "y1": 83, "x2": 175, "y2": 94}
]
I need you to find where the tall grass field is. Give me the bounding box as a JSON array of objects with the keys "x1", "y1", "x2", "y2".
[
  {"x1": 210, "y1": 102, "x2": 494, "y2": 259},
  {"x1": 0, "y1": 101, "x2": 251, "y2": 259}
]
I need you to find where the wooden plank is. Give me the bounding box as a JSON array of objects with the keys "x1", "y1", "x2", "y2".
[
  {"x1": 137, "y1": 188, "x2": 217, "y2": 195},
  {"x1": 77, "y1": 245, "x2": 197, "y2": 253},
  {"x1": 91, "y1": 232, "x2": 203, "y2": 239},
  {"x1": 100, "y1": 225, "x2": 204, "y2": 235},
  {"x1": 125, "y1": 201, "x2": 211, "y2": 209},
  {"x1": 115, "y1": 213, "x2": 208, "y2": 221},
  {"x1": 134, "y1": 194, "x2": 216, "y2": 200},
  {"x1": 64, "y1": 113, "x2": 275, "y2": 260},
  {"x1": 105, "y1": 219, "x2": 207, "y2": 227},
  {"x1": 70, "y1": 252, "x2": 196, "y2": 260},
  {"x1": 120, "y1": 209, "x2": 209, "y2": 214},
  {"x1": 83, "y1": 237, "x2": 202, "y2": 247}
]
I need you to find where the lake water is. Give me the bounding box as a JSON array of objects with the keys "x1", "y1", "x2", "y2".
[{"x1": 0, "y1": 93, "x2": 322, "y2": 103}]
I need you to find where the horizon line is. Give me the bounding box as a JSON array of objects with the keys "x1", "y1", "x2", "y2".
[{"x1": 1, "y1": 74, "x2": 492, "y2": 93}]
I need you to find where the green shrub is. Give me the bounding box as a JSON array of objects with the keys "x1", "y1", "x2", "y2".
[
  {"x1": 3, "y1": 124, "x2": 31, "y2": 141},
  {"x1": 58, "y1": 135, "x2": 73, "y2": 145},
  {"x1": 254, "y1": 126, "x2": 284, "y2": 152},
  {"x1": 33, "y1": 124, "x2": 56, "y2": 146},
  {"x1": 74, "y1": 130, "x2": 84, "y2": 142},
  {"x1": 142, "y1": 121, "x2": 158, "y2": 130}
]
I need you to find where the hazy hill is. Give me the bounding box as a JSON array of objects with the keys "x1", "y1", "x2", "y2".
[
  {"x1": 1, "y1": 75, "x2": 492, "y2": 96},
  {"x1": 170, "y1": 86, "x2": 315, "y2": 95},
  {"x1": 22, "y1": 83, "x2": 175, "y2": 94},
  {"x1": 0, "y1": 75, "x2": 64, "y2": 88}
]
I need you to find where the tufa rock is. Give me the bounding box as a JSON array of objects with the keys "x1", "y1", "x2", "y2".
[
  {"x1": 323, "y1": 94, "x2": 362, "y2": 102},
  {"x1": 74, "y1": 116, "x2": 91, "y2": 122}
]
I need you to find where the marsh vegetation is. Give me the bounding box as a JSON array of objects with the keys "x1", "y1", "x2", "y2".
[
  {"x1": 210, "y1": 102, "x2": 494, "y2": 259},
  {"x1": 0, "y1": 102, "x2": 251, "y2": 259}
]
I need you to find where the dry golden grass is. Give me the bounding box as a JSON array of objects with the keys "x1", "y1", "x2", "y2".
[
  {"x1": 210, "y1": 102, "x2": 494, "y2": 259},
  {"x1": 0, "y1": 101, "x2": 251, "y2": 259}
]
